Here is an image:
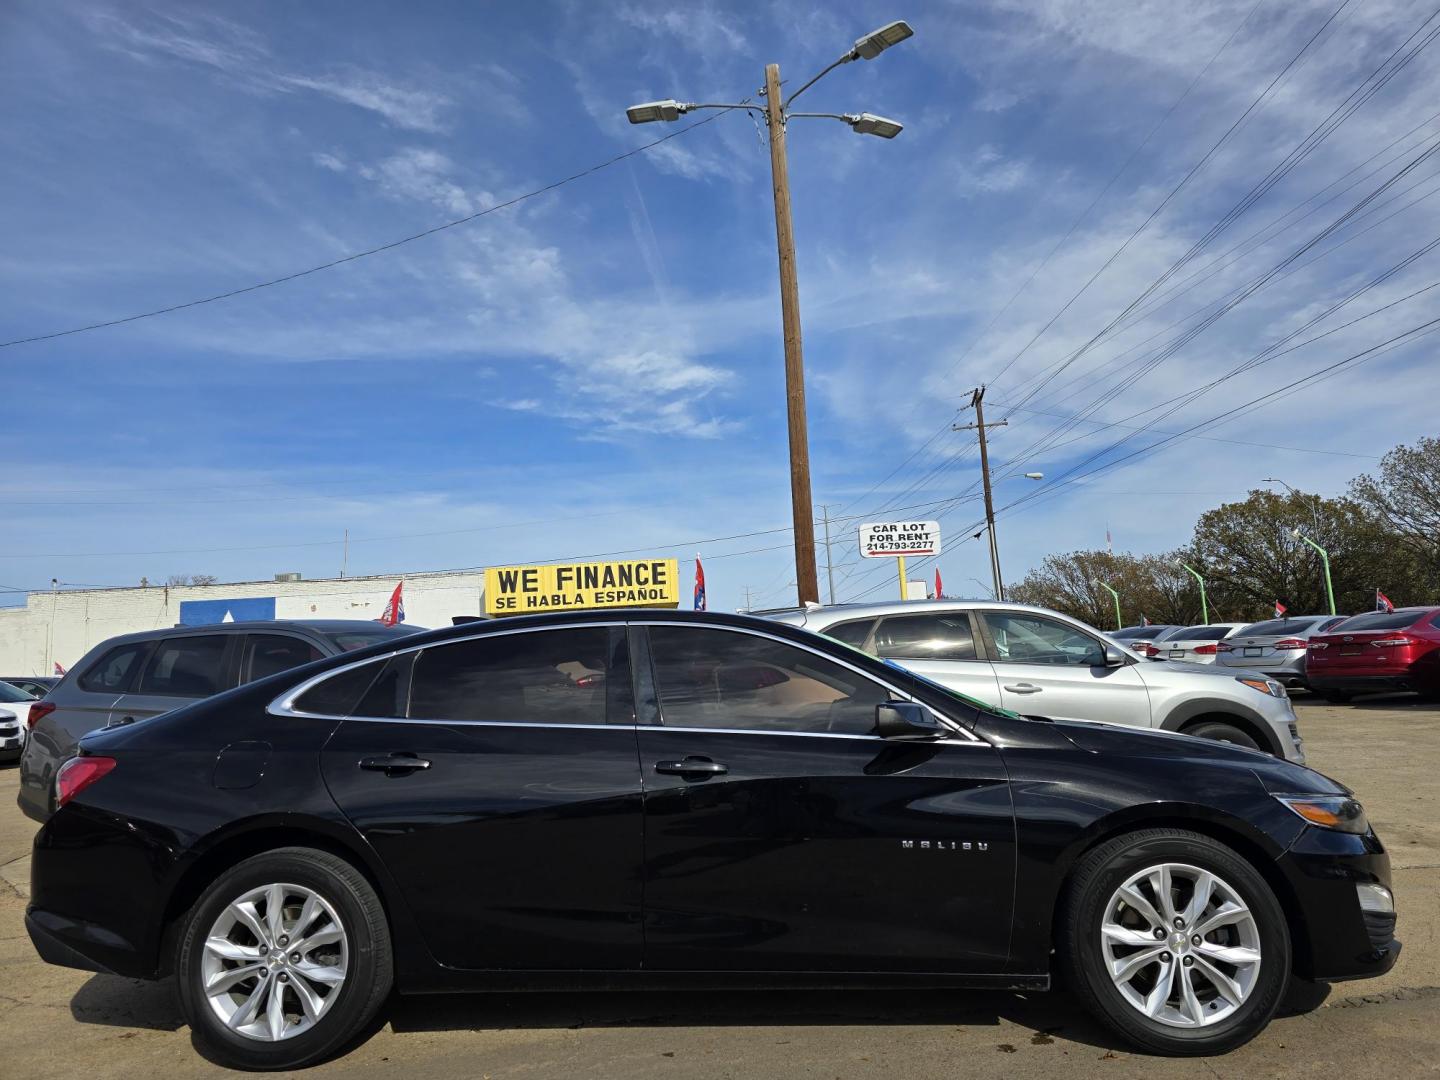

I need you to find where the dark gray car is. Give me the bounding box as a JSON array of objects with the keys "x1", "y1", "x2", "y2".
[{"x1": 17, "y1": 620, "x2": 423, "y2": 821}]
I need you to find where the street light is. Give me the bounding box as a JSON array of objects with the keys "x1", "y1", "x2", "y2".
[
  {"x1": 1093, "y1": 579, "x2": 1123, "y2": 630},
  {"x1": 1291, "y1": 527, "x2": 1337, "y2": 616},
  {"x1": 1024, "y1": 471, "x2": 1044, "y2": 480},
  {"x1": 1176, "y1": 560, "x2": 1209, "y2": 624},
  {"x1": 626, "y1": 21, "x2": 913, "y2": 606},
  {"x1": 1263, "y1": 478, "x2": 1322, "y2": 535}
]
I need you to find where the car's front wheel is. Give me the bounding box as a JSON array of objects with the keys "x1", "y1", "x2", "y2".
[
  {"x1": 175, "y1": 847, "x2": 393, "y2": 1070},
  {"x1": 1184, "y1": 721, "x2": 1261, "y2": 751},
  {"x1": 1061, "y1": 828, "x2": 1289, "y2": 1055}
]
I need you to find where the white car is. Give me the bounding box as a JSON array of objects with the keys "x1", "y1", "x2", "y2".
[
  {"x1": 0, "y1": 679, "x2": 35, "y2": 762},
  {"x1": 764, "y1": 601, "x2": 1303, "y2": 760},
  {"x1": 1140, "y1": 622, "x2": 1249, "y2": 664}
]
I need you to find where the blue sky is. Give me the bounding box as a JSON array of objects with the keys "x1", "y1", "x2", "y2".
[{"x1": 3, "y1": 0, "x2": 1437, "y2": 613}]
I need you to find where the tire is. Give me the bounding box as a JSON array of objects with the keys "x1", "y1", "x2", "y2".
[
  {"x1": 1060, "y1": 828, "x2": 1290, "y2": 1056},
  {"x1": 175, "y1": 847, "x2": 393, "y2": 1071},
  {"x1": 1184, "y1": 722, "x2": 1261, "y2": 752},
  {"x1": 1320, "y1": 691, "x2": 1352, "y2": 704}
]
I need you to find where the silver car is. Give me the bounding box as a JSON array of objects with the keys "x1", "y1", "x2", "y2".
[
  {"x1": 1140, "y1": 622, "x2": 1248, "y2": 664},
  {"x1": 765, "y1": 600, "x2": 1303, "y2": 761},
  {"x1": 1216, "y1": 615, "x2": 1348, "y2": 688}
]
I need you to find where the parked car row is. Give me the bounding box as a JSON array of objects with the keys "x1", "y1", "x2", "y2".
[{"x1": 1107, "y1": 607, "x2": 1440, "y2": 703}]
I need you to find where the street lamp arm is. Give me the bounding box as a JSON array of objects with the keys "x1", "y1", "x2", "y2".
[
  {"x1": 683, "y1": 102, "x2": 765, "y2": 114},
  {"x1": 782, "y1": 56, "x2": 853, "y2": 109}
]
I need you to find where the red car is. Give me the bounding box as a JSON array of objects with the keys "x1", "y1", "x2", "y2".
[{"x1": 1305, "y1": 606, "x2": 1440, "y2": 702}]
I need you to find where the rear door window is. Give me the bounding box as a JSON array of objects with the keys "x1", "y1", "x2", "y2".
[
  {"x1": 78, "y1": 642, "x2": 151, "y2": 693},
  {"x1": 409, "y1": 628, "x2": 612, "y2": 725},
  {"x1": 819, "y1": 619, "x2": 875, "y2": 649},
  {"x1": 136, "y1": 635, "x2": 229, "y2": 698},
  {"x1": 872, "y1": 613, "x2": 980, "y2": 660},
  {"x1": 243, "y1": 634, "x2": 324, "y2": 682}
]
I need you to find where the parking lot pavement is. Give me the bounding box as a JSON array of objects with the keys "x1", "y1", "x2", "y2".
[{"x1": 1, "y1": 697, "x2": 1437, "y2": 1079}]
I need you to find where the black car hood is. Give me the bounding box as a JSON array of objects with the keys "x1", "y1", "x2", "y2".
[{"x1": 1052, "y1": 718, "x2": 1346, "y2": 795}]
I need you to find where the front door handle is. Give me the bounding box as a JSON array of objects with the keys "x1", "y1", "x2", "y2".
[
  {"x1": 655, "y1": 758, "x2": 728, "y2": 778},
  {"x1": 359, "y1": 753, "x2": 432, "y2": 774},
  {"x1": 1003, "y1": 683, "x2": 1042, "y2": 694}
]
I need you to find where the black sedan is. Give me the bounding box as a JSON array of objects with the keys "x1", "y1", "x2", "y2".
[{"x1": 24, "y1": 611, "x2": 1398, "y2": 1069}]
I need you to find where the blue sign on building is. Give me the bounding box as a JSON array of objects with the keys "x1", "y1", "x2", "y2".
[{"x1": 177, "y1": 596, "x2": 277, "y2": 626}]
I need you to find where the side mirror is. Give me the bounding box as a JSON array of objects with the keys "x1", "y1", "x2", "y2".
[
  {"x1": 876, "y1": 701, "x2": 946, "y2": 740},
  {"x1": 1102, "y1": 645, "x2": 1126, "y2": 668}
]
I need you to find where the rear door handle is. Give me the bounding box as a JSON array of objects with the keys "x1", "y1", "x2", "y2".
[
  {"x1": 1003, "y1": 683, "x2": 1042, "y2": 694},
  {"x1": 655, "y1": 758, "x2": 728, "y2": 777},
  {"x1": 360, "y1": 753, "x2": 432, "y2": 774}
]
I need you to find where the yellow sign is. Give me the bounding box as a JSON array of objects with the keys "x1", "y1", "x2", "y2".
[{"x1": 484, "y1": 558, "x2": 680, "y2": 615}]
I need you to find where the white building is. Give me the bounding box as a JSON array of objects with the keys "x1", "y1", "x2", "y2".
[{"x1": 0, "y1": 571, "x2": 487, "y2": 677}]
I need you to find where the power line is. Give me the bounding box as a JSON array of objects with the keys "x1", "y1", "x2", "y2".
[
  {"x1": 990, "y1": 0, "x2": 1356, "y2": 392},
  {"x1": 1002, "y1": 3, "x2": 1438, "y2": 411},
  {"x1": 0, "y1": 108, "x2": 741, "y2": 350}
]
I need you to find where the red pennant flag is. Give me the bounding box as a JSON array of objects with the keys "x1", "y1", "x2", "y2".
[
  {"x1": 377, "y1": 581, "x2": 405, "y2": 626},
  {"x1": 1274, "y1": 600, "x2": 1287, "y2": 619},
  {"x1": 1376, "y1": 589, "x2": 1394, "y2": 613},
  {"x1": 54, "y1": 661, "x2": 67, "y2": 676},
  {"x1": 934, "y1": 568, "x2": 943, "y2": 599}
]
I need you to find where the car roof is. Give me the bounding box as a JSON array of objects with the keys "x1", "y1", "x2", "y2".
[
  {"x1": 78, "y1": 619, "x2": 425, "y2": 647},
  {"x1": 762, "y1": 599, "x2": 1093, "y2": 626}
]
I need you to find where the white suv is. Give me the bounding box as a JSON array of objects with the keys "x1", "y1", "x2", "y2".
[{"x1": 765, "y1": 600, "x2": 1304, "y2": 762}]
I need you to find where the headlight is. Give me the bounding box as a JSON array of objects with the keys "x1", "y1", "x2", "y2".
[
  {"x1": 1275, "y1": 794, "x2": 1370, "y2": 833},
  {"x1": 1237, "y1": 676, "x2": 1287, "y2": 698}
]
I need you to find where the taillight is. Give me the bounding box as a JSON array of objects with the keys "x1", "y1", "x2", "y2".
[
  {"x1": 1215, "y1": 642, "x2": 1234, "y2": 653},
  {"x1": 55, "y1": 756, "x2": 116, "y2": 808},
  {"x1": 26, "y1": 700, "x2": 56, "y2": 730},
  {"x1": 1371, "y1": 636, "x2": 1416, "y2": 648},
  {"x1": 1273, "y1": 638, "x2": 1308, "y2": 650},
  {"x1": 1140, "y1": 644, "x2": 1161, "y2": 657},
  {"x1": 1194, "y1": 644, "x2": 1218, "y2": 655}
]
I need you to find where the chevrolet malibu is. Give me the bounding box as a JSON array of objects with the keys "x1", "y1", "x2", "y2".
[{"x1": 25, "y1": 611, "x2": 1398, "y2": 1069}]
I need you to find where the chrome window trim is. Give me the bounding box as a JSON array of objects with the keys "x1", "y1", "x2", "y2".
[{"x1": 269, "y1": 617, "x2": 986, "y2": 745}]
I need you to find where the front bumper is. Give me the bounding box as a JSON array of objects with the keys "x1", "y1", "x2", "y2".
[{"x1": 1278, "y1": 826, "x2": 1400, "y2": 982}]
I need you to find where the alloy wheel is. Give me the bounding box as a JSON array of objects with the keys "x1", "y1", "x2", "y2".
[
  {"x1": 200, "y1": 882, "x2": 349, "y2": 1042},
  {"x1": 1099, "y1": 862, "x2": 1262, "y2": 1028}
]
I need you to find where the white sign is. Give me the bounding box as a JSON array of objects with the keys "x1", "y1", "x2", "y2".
[{"x1": 858, "y1": 520, "x2": 942, "y2": 558}]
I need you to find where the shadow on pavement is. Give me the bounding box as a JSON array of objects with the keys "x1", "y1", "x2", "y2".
[
  {"x1": 70, "y1": 974, "x2": 183, "y2": 1031},
  {"x1": 384, "y1": 987, "x2": 1122, "y2": 1051},
  {"x1": 1293, "y1": 692, "x2": 1440, "y2": 713}
]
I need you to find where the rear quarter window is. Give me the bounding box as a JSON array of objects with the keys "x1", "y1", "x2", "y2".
[{"x1": 78, "y1": 642, "x2": 150, "y2": 693}]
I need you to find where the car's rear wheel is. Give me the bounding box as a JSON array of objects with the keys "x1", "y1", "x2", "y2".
[
  {"x1": 1061, "y1": 828, "x2": 1289, "y2": 1055},
  {"x1": 1184, "y1": 721, "x2": 1261, "y2": 751},
  {"x1": 176, "y1": 847, "x2": 392, "y2": 1071}
]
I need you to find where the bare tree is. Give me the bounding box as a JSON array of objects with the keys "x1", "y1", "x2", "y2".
[{"x1": 166, "y1": 574, "x2": 220, "y2": 587}]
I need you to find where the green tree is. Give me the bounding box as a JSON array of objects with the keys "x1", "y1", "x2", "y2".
[
  {"x1": 1008, "y1": 550, "x2": 1205, "y2": 628},
  {"x1": 1188, "y1": 488, "x2": 1400, "y2": 619},
  {"x1": 1348, "y1": 435, "x2": 1440, "y2": 601}
]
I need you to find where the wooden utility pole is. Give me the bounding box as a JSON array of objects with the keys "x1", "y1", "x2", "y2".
[
  {"x1": 955, "y1": 387, "x2": 1009, "y2": 601},
  {"x1": 764, "y1": 62, "x2": 820, "y2": 606}
]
